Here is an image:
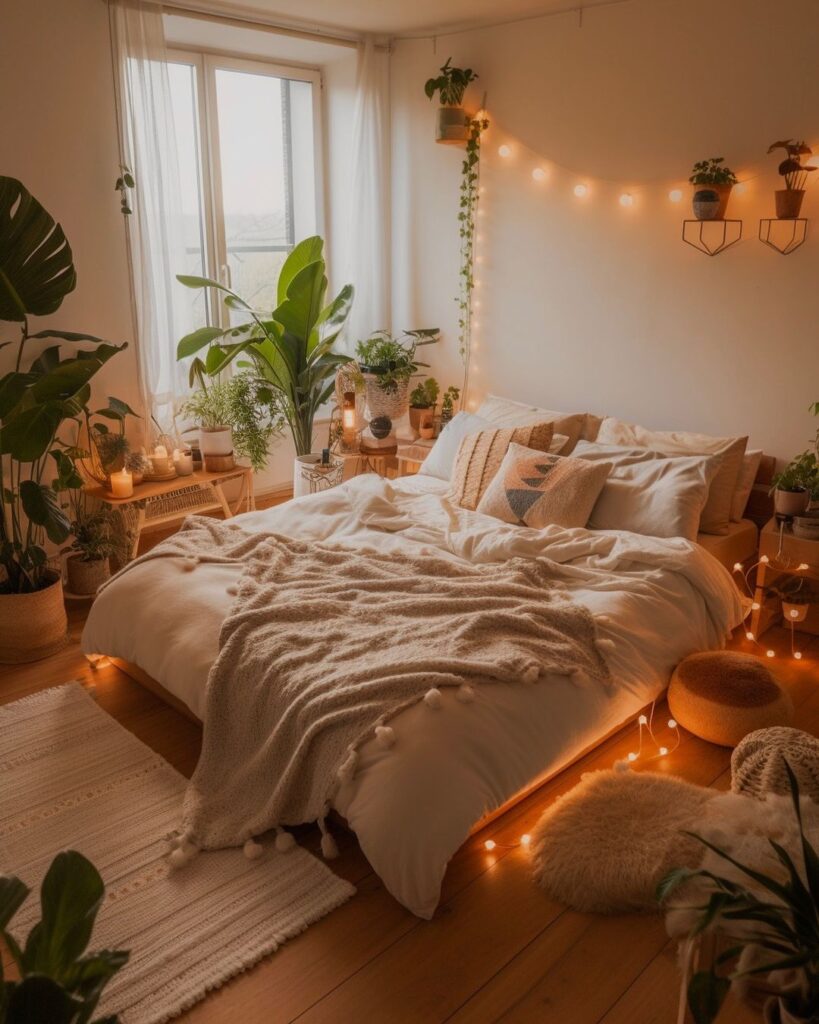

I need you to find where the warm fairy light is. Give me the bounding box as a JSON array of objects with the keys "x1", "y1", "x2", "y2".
[
  {"x1": 746, "y1": 631, "x2": 755, "y2": 641},
  {"x1": 574, "y1": 183, "x2": 588, "y2": 197},
  {"x1": 532, "y1": 167, "x2": 547, "y2": 182},
  {"x1": 766, "y1": 649, "x2": 775, "y2": 658},
  {"x1": 733, "y1": 562, "x2": 743, "y2": 572},
  {"x1": 797, "y1": 562, "x2": 809, "y2": 571},
  {"x1": 668, "y1": 719, "x2": 677, "y2": 729},
  {"x1": 760, "y1": 555, "x2": 770, "y2": 564},
  {"x1": 627, "y1": 752, "x2": 638, "y2": 762},
  {"x1": 638, "y1": 714, "x2": 648, "y2": 725},
  {"x1": 484, "y1": 839, "x2": 496, "y2": 851},
  {"x1": 659, "y1": 746, "x2": 669, "y2": 757},
  {"x1": 520, "y1": 833, "x2": 531, "y2": 847},
  {"x1": 789, "y1": 609, "x2": 800, "y2": 619},
  {"x1": 795, "y1": 651, "x2": 803, "y2": 660},
  {"x1": 669, "y1": 189, "x2": 683, "y2": 202},
  {"x1": 735, "y1": 182, "x2": 747, "y2": 195},
  {"x1": 752, "y1": 602, "x2": 761, "y2": 611},
  {"x1": 498, "y1": 144, "x2": 511, "y2": 158},
  {"x1": 619, "y1": 193, "x2": 634, "y2": 207}
]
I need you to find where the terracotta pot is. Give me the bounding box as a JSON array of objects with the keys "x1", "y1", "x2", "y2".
[
  {"x1": 0, "y1": 571, "x2": 68, "y2": 664},
  {"x1": 435, "y1": 106, "x2": 469, "y2": 144},
  {"x1": 782, "y1": 600, "x2": 810, "y2": 624},
  {"x1": 693, "y1": 183, "x2": 733, "y2": 219},
  {"x1": 409, "y1": 406, "x2": 432, "y2": 432},
  {"x1": 774, "y1": 488, "x2": 810, "y2": 517},
  {"x1": 66, "y1": 554, "x2": 110, "y2": 596},
  {"x1": 775, "y1": 189, "x2": 805, "y2": 220}
]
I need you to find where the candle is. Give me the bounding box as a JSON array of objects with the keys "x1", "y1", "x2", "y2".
[
  {"x1": 151, "y1": 448, "x2": 174, "y2": 475},
  {"x1": 109, "y1": 469, "x2": 133, "y2": 498},
  {"x1": 342, "y1": 391, "x2": 357, "y2": 450},
  {"x1": 154, "y1": 444, "x2": 168, "y2": 458},
  {"x1": 174, "y1": 449, "x2": 193, "y2": 476}
]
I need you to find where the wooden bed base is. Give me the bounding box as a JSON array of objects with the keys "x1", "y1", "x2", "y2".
[{"x1": 110, "y1": 657, "x2": 656, "y2": 837}]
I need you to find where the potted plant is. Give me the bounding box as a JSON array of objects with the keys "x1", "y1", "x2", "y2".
[
  {"x1": 425, "y1": 58, "x2": 479, "y2": 144},
  {"x1": 125, "y1": 448, "x2": 151, "y2": 485},
  {"x1": 441, "y1": 384, "x2": 461, "y2": 425},
  {"x1": 768, "y1": 576, "x2": 817, "y2": 626},
  {"x1": 770, "y1": 451, "x2": 819, "y2": 518},
  {"x1": 659, "y1": 761, "x2": 819, "y2": 1024},
  {"x1": 0, "y1": 849, "x2": 129, "y2": 1021},
  {"x1": 409, "y1": 377, "x2": 440, "y2": 432},
  {"x1": 179, "y1": 373, "x2": 285, "y2": 472},
  {"x1": 61, "y1": 493, "x2": 126, "y2": 596},
  {"x1": 0, "y1": 176, "x2": 127, "y2": 663},
  {"x1": 176, "y1": 236, "x2": 353, "y2": 485},
  {"x1": 356, "y1": 330, "x2": 439, "y2": 444},
  {"x1": 767, "y1": 140, "x2": 815, "y2": 220},
  {"x1": 689, "y1": 158, "x2": 738, "y2": 220}
]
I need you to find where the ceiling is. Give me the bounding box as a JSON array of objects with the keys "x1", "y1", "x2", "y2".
[{"x1": 206, "y1": 0, "x2": 625, "y2": 37}]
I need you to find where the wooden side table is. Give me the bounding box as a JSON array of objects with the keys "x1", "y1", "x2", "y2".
[
  {"x1": 750, "y1": 517, "x2": 819, "y2": 639},
  {"x1": 87, "y1": 466, "x2": 255, "y2": 560},
  {"x1": 396, "y1": 438, "x2": 435, "y2": 475}
]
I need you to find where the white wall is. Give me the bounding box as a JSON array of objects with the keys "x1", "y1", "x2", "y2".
[{"x1": 390, "y1": 0, "x2": 819, "y2": 460}]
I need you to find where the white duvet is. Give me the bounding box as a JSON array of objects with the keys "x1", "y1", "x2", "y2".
[{"x1": 82, "y1": 474, "x2": 744, "y2": 918}]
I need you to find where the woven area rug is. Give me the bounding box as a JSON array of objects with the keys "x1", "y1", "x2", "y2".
[{"x1": 0, "y1": 684, "x2": 355, "y2": 1023}]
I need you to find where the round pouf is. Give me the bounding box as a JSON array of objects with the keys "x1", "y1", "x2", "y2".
[
  {"x1": 668, "y1": 652, "x2": 793, "y2": 748},
  {"x1": 732, "y1": 726, "x2": 819, "y2": 803}
]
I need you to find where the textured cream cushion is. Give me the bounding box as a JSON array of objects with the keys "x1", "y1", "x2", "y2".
[
  {"x1": 450, "y1": 425, "x2": 555, "y2": 511},
  {"x1": 596, "y1": 417, "x2": 748, "y2": 536},
  {"x1": 476, "y1": 443, "x2": 611, "y2": 528},
  {"x1": 731, "y1": 449, "x2": 762, "y2": 522},
  {"x1": 475, "y1": 395, "x2": 598, "y2": 454},
  {"x1": 418, "y1": 412, "x2": 491, "y2": 481},
  {"x1": 573, "y1": 441, "x2": 720, "y2": 541}
]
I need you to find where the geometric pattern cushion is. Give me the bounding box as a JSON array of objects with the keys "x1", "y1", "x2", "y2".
[
  {"x1": 449, "y1": 423, "x2": 554, "y2": 511},
  {"x1": 476, "y1": 442, "x2": 612, "y2": 529}
]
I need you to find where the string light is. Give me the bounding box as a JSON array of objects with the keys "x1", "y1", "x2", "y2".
[
  {"x1": 760, "y1": 555, "x2": 770, "y2": 564},
  {"x1": 746, "y1": 631, "x2": 755, "y2": 641},
  {"x1": 622, "y1": 704, "x2": 681, "y2": 767},
  {"x1": 573, "y1": 183, "x2": 588, "y2": 197},
  {"x1": 619, "y1": 193, "x2": 634, "y2": 207},
  {"x1": 669, "y1": 188, "x2": 683, "y2": 202},
  {"x1": 797, "y1": 562, "x2": 809, "y2": 571},
  {"x1": 482, "y1": 834, "x2": 535, "y2": 852},
  {"x1": 498, "y1": 144, "x2": 511, "y2": 158},
  {"x1": 733, "y1": 562, "x2": 743, "y2": 573},
  {"x1": 735, "y1": 182, "x2": 747, "y2": 195},
  {"x1": 520, "y1": 833, "x2": 531, "y2": 847},
  {"x1": 532, "y1": 167, "x2": 548, "y2": 182},
  {"x1": 484, "y1": 839, "x2": 496, "y2": 851},
  {"x1": 766, "y1": 649, "x2": 776, "y2": 658}
]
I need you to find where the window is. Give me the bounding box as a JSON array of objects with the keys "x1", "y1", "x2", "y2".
[{"x1": 167, "y1": 51, "x2": 323, "y2": 329}]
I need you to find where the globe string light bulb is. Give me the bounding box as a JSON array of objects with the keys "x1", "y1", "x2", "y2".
[
  {"x1": 574, "y1": 183, "x2": 588, "y2": 197},
  {"x1": 733, "y1": 562, "x2": 743, "y2": 573},
  {"x1": 669, "y1": 188, "x2": 683, "y2": 202},
  {"x1": 795, "y1": 651, "x2": 803, "y2": 660},
  {"x1": 627, "y1": 752, "x2": 638, "y2": 762},
  {"x1": 659, "y1": 747, "x2": 669, "y2": 757},
  {"x1": 746, "y1": 631, "x2": 755, "y2": 641},
  {"x1": 766, "y1": 649, "x2": 776, "y2": 658},
  {"x1": 668, "y1": 719, "x2": 677, "y2": 730},
  {"x1": 498, "y1": 144, "x2": 511, "y2": 158},
  {"x1": 619, "y1": 193, "x2": 634, "y2": 207},
  {"x1": 520, "y1": 833, "x2": 531, "y2": 847},
  {"x1": 638, "y1": 714, "x2": 648, "y2": 726},
  {"x1": 532, "y1": 167, "x2": 547, "y2": 182},
  {"x1": 484, "y1": 839, "x2": 496, "y2": 851}
]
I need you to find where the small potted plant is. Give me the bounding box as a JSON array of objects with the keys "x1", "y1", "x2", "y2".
[
  {"x1": 425, "y1": 58, "x2": 479, "y2": 144},
  {"x1": 767, "y1": 140, "x2": 815, "y2": 220},
  {"x1": 768, "y1": 576, "x2": 816, "y2": 625},
  {"x1": 409, "y1": 377, "x2": 440, "y2": 432},
  {"x1": 356, "y1": 330, "x2": 439, "y2": 443},
  {"x1": 770, "y1": 450, "x2": 819, "y2": 518},
  {"x1": 125, "y1": 448, "x2": 151, "y2": 485},
  {"x1": 440, "y1": 385, "x2": 461, "y2": 426},
  {"x1": 689, "y1": 157, "x2": 738, "y2": 219},
  {"x1": 62, "y1": 495, "x2": 126, "y2": 596}
]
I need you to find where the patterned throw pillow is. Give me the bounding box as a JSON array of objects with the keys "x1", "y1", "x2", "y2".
[
  {"x1": 450, "y1": 423, "x2": 554, "y2": 511},
  {"x1": 476, "y1": 443, "x2": 612, "y2": 528}
]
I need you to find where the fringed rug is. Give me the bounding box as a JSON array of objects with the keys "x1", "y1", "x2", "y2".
[{"x1": 0, "y1": 684, "x2": 355, "y2": 1023}]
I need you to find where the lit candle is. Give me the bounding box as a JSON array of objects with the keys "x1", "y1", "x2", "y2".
[
  {"x1": 342, "y1": 391, "x2": 357, "y2": 450},
  {"x1": 109, "y1": 469, "x2": 133, "y2": 498},
  {"x1": 154, "y1": 444, "x2": 168, "y2": 458},
  {"x1": 151, "y1": 447, "x2": 173, "y2": 475},
  {"x1": 174, "y1": 449, "x2": 193, "y2": 476}
]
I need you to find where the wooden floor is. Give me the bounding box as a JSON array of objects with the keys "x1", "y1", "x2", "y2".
[{"x1": 3, "y1": 597, "x2": 818, "y2": 1022}]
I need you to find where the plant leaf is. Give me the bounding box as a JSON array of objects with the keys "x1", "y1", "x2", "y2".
[
  {"x1": 276, "y1": 236, "x2": 324, "y2": 306},
  {"x1": 0, "y1": 403, "x2": 63, "y2": 461},
  {"x1": 20, "y1": 481, "x2": 71, "y2": 543},
  {"x1": 176, "y1": 326, "x2": 226, "y2": 360},
  {"x1": 687, "y1": 970, "x2": 730, "y2": 1024}
]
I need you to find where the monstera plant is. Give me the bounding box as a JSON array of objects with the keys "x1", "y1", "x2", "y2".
[
  {"x1": 0, "y1": 176, "x2": 127, "y2": 659},
  {"x1": 176, "y1": 236, "x2": 353, "y2": 458}
]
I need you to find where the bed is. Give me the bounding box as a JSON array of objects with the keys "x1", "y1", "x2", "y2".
[{"x1": 82, "y1": 469, "x2": 745, "y2": 918}]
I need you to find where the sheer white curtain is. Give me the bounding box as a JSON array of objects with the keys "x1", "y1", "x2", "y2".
[
  {"x1": 109, "y1": 0, "x2": 190, "y2": 431},
  {"x1": 345, "y1": 37, "x2": 391, "y2": 347}
]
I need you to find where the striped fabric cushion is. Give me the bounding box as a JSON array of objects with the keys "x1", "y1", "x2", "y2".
[{"x1": 449, "y1": 422, "x2": 554, "y2": 510}]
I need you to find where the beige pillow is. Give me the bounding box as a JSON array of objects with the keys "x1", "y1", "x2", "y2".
[
  {"x1": 731, "y1": 449, "x2": 763, "y2": 522},
  {"x1": 450, "y1": 422, "x2": 554, "y2": 510},
  {"x1": 475, "y1": 395, "x2": 595, "y2": 454},
  {"x1": 477, "y1": 443, "x2": 611, "y2": 528},
  {"x1": 596, "y1": 417, "x2": 748, "y2": 536}
]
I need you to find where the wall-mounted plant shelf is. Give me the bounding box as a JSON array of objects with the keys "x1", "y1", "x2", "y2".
[
  {"x1": 682, "y1": 219, "x2": 742, "y2": 256},
  {"x1": 758, "y1": 218, "x2": 807, "y2": 255}
]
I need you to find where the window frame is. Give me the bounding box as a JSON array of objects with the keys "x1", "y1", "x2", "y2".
[{"x1": 166, "y1": 47, "x2": 325, "y2": 330}]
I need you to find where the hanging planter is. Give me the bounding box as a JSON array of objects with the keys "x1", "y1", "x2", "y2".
[{"x1": 425, "y1": 58, "x2": 478, "y2": 146}]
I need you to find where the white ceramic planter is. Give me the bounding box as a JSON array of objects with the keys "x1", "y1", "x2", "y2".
[
  {"x1": 199, "y1": 426, "x2": 233, "y2": 457},
  {"x1": 774, "y1": 488, "x2": 810, "y2": 517},
  {"x1": 293, "y1": 455, "x2": 344, "y2": 498}
]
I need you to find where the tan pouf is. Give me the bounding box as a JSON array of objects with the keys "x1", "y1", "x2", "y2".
[{"x1": 668, "y1": 651, "x2": 793, "y2": 747}]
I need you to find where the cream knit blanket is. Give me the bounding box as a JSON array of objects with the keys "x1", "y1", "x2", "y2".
[{"x1": 101, "y1": 515, "x2": 612, "y2": 851}]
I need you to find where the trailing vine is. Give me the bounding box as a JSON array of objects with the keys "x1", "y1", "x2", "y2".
[{"x1": 457, "y1": 114, "x2": 488, "y2": 364}]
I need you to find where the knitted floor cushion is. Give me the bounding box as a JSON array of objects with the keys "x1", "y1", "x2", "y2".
[
  {"x1": 667, "y1": 651, "x2": 793, "y2": 747},
  {"x1": 732, "y1": 726, "x2": 819, "y2": 802},
  {"x1": 529, "y1": 770, "x2": 715, "y2": 913}
]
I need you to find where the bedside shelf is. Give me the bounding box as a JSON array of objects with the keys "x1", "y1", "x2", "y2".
[
  {"x1": 759, "y1": 218, "x2": 807, "y2": 255},
  {"x1": 682, "y1": 219, "x2": 742, "y2": 256}
]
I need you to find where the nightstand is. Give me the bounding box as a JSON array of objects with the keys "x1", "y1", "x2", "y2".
[{"x1": 750, "y1": 517, "x2": 819, "y2": 640}]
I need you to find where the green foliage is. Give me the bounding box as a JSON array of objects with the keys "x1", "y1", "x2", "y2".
[
  {"x1": 771, "y1": 450, "x2": 819, "y2": 497},
  {"x1": 0, "y1": 850, "x2": 129, "y2": 1023},
  {"x1": 113, "y1": 165, "x2": 135, "y2": 217},
  {"x1": 410, "y1": 377, "x2": 440, "y2": 409},
  {"x1": 441, "y1": 385, "x2": 461, "y2": 420},
  {"x1": 457, "y1": 115, "x2": 489, "y2": 363},
  {"x1": 355, "y1": 329, "x2": 439, "y2": 396},
  {"x1": 176, "y1": 236, "x2": 352, "y2": 457},
  {"x1": 424, "y1": 58, "x2": 478, "y2": 106},
  {"x1": 689, "y1": 158, "x2": 738, "y2": 186},
  {"x1": 180, "y1": 373, "x2": 286, "y2": 472},
  {"x1": 61, "y1": 494, "x2": 127, "y2": 565},
  {"x1": 658, "y1": 760, "x2": 819, "y2": 1024},
  {"x1": 0, "y1": 176, "x2": 128, "y2": 593},
  {"x1": 768, "y1": 141, "x2": 815, "y2": 191}
]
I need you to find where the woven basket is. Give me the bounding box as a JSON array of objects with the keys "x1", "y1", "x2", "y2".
[
  {"x1": 0, "y1": 572, "x2": 68, "y2": 663},
  {"x1": 66, "y1": 555, "x2": 111, "y2": 597},
  {"x1": 363, "y1": 374, "x2": 410, "y2": 422}
]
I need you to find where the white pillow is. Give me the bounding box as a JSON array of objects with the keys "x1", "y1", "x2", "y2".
[
  {"x1": 731, "y1": 449, "x2": 762, "y2": 522},
  {"x1": 475, "y1": 395, "x2": 598, "y2": 453},
  {"x1": 419, "y1": 412, "x2": 491, "y2": 480},
  {"x1": 573, "y1": 441, "x2": 721, "y2": 541}
]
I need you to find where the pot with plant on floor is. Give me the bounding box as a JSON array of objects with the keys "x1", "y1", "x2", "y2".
[
  {"x1": 0, "y1": 176, "x2": 128, "y2": 663},
  {"x1": 689, "y1": 157, "x2": 738, "y2": 220},
  {"x1": 425, "y1": 58, "x2": 479, "y2": 144},
  {"x1": 440, "y1": 385, "x2": 461, "y2": 427},
  {"x1": 770, "y1": 450, "x2": 818, "y2": 518},
  {"x1": 62, "y1": 492, "x2": 128, "y2": 597},
  {"x1": 409, "y1": 376, "x2": 440, "y2": 434},
  {"x1": 767, "y1": 139, "x2": 815, "y2": 220}
]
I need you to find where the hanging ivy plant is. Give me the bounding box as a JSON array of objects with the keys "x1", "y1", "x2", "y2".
[{"x1": 456, "y1": 114, "x2": 489, "y2": 363}]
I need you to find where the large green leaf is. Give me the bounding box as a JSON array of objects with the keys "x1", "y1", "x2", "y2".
[
  {"x1": 176, "y1": 326, "x2": 226, "y2": 360},
  {"x1": 276, "y1": 236, "x2": 324, "y2": 305},
  {"x1": 0, "y1": 176, "x2": 76, "y2": 322},
  {"x1": 29, "y1": 330, "x2": 113, "y2": 345},
  {"x1": 0, "y1": 403, "x2": 63, "y2": 461},
  {"x1": 20, "y1": 481, "x2": 71, "y2": 543},
  {"x1": 274, "y1": 262, "x2": 327, "y2": 347},
  {"x1": 687, "y1": 970, "x2": 730, "y2": 1024},
  {"x1": 0, "y1": 873, "x2": 29, "y2": 931},
  {"x1": 49, "y1": 449, "x2": 83, "y2": 492},
  {"x1": 0, "y1": 371, "x2": 36, "y2": 419}
]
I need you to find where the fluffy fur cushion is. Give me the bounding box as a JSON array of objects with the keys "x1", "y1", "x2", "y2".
[
  {"x1": 529, "y1": 770, "x2": 715, "y2": 913},
  {"x1": 476, "y1": 443, "x2": 611, "y2": 528},
  {"x1": 668, "y1": 652, "x2": 794, "y2": 747},
  {"x1": 449, "y1": 422, "x2": 554, "y2": 511}
]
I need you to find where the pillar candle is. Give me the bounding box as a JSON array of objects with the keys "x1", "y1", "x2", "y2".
[{"x1": 109, "y1": 469, "x2": 133, "y2": 499}]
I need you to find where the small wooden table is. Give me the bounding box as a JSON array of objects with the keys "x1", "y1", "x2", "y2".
[
  {"x1": 87, "y1": 466, "x2": 255, "y2": 560},
  {"x1": 750, "y1": 517, "x2": 819, "y2": 639}
]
